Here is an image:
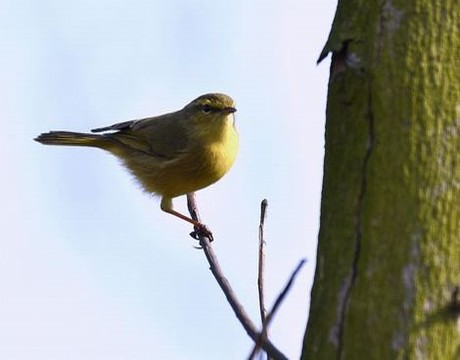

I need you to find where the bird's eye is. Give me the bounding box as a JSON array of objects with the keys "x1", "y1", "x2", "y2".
[{"x1": 202, "y1": 104, "x2": 212, "y2": 113}]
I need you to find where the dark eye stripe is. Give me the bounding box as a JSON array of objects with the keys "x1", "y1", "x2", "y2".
[{"x1": 202, "y1": 104, "x2": 220, "y2": 113}]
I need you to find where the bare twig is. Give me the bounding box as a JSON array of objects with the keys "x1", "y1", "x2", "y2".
[
  {"x1": 266, "y1": 259, "x2": 307, "y2": 323},
  {"x1": 257, "y1": 199, "x2": 269, "y2": 360},
  {"x1": 248, "y1": 259, "x2": 307, "y2": 359},
  {"x1": 258, "y1": 199, "x2": 268, "y2": 326},
  {"x1": 186, "y1": 193, "x2": 287, "y2": 360}
]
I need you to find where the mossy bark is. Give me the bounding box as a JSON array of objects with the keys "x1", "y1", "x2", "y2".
[{"x1": 302, "y1": 0, "x2": 459, "y2": 359}]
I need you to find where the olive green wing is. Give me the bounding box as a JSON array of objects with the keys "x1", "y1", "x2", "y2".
[
  {"x1": 91, "y1": 120, "x2": 137, "y2": 133},
  {"x1": 93, "y1": 113, "x2": 189, "y2": 160}
]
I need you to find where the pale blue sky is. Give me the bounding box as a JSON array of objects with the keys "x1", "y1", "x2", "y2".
[{"x1": 1, "y1": 0, "x2": 335, "y2": 358}]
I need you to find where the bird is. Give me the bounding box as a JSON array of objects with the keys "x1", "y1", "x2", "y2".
[{"x1": 35, "y1": 93, "x2": 239, "y2": 238}]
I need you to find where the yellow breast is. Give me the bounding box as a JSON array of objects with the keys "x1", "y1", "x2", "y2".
[
  {"x1": 130, "y1": 115, "x2": 239, "y2": 198},
  {"x1": 188, "y1": 116, "x2": 239, "y2": 193}
]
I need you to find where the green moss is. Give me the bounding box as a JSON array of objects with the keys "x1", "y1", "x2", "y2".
[{"x1": 303, "y1": 0, "x2": 460, "y2": 358}]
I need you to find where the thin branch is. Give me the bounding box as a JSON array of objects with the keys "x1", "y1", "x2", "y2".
[
  {"x1": 257, "y1": 199, "x2": 269, "y2": 360},
  {"x1": 248, "y1": 259, "x2": 307, "y2": 359},
  {"x1": 258, "y1": 199, "x2": 268, "y2": 326},
  {"x1": 186, "y1": 193, "x2": 287, "y2": 360},
  {"x1": 266, "y1": 259, "x2": 307, "y2": 326}
]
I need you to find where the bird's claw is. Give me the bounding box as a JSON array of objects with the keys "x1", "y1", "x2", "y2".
[{"x1": 189, "y1": 223, "x2": 214, "y2": 244}]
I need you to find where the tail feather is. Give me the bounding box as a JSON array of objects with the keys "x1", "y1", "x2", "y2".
[{"x1": 34, "y1": 131, "x2": 105, "y2": 147}]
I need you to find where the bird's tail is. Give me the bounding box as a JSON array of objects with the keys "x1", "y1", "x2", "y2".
[{"x1": 34, "y1": 131, "x2": 107, "y2": 148}]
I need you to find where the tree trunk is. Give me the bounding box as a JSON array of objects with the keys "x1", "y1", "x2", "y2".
[{"x1": 302, "y1": 0, "x2": 460, "y2": 359}]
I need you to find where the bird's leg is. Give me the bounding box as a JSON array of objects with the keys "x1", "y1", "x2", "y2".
[
  {"x1": 163, "y1": 207, "x2": 200, "y2": 226},
  {"x1": 166, "y1": 208, "x2": 214, "y2": 242},
  {"x1": 161, "y1": 197, "x2": 213, "y2": 241}
]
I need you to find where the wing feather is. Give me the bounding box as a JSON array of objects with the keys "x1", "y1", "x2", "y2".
[
  {"x1": 91, "y1": 119, "x2": 138, "y2": 133},
  {"x1": 94, "y1": 112, "x2": 189, "y2": 160}
]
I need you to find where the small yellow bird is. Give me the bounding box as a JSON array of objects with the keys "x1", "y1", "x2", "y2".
[{"x1": 35, "y1": 93, "x2": 239, "y2": 236}]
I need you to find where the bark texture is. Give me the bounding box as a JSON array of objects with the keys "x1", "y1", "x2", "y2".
[{"x1": 302, "y1": 0, "x2": 459, "y2": 358}]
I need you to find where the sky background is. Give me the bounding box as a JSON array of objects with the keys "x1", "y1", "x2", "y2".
[{"x1": 1, "y1": 0, "x2": 336, "y2": 359}]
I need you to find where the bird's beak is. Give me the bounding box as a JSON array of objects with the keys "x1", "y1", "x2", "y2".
[{"x1": 222, "y1": 107, "x2": 237, "y2": 114}]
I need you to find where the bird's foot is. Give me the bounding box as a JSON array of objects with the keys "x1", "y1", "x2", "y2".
[{"x1": 189, "y1": 223, "x2": 214, "y2": 244}]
